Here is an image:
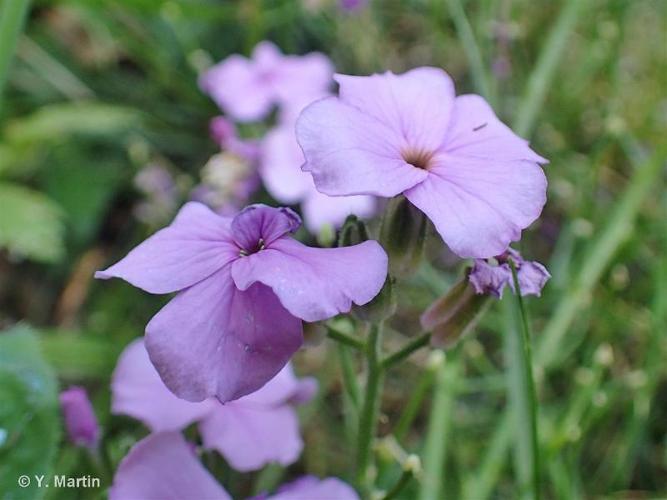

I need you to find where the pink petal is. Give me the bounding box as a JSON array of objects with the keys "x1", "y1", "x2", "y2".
[
  {"x1": 404, "y1": 154, "x2": 547, "y2": 258},
  {"x1": 301, "y1": 189, "x2": 376, "y2": 233},
  {"x1": 335, "y1": 67, "x2": 455, "y2": 152},
  {"x1": 444, "y1": 94, "x2": 547, "y2": 163},
  {"x1": 111, "y1": 339, "x2": 216, "y2": 432},
  {"x1": 145, "y1": 267, "x2": 303, "y2": 402},
  {"x1": 231, "y1": 238, "x2": 388, "y2": 322},
  {"x1": 200, "y1": 54, "x2": 273, "y2": 122},
  {"x1": 268, "y1": 476, "x2": 360, "y2": 500},
  {"x1": 95, "y1": 202, "x2": 237, "y2": 294},
  {"x1": 296, "y1": 97, "x2": 427, "y2": 197},
  {"x1": 260, "y1": 126, "x2": 312, "y2": 203},
  {"x1": 199, "y1": 404, "x2": 302, "y2": 472},
  {"x1": 110, "y1": 432, "x2": 230, "y2": 500}
]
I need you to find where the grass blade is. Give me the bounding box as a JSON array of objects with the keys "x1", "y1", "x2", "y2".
[{"x1": 0, "y1": 0, "x2": 30, "y2": 113}]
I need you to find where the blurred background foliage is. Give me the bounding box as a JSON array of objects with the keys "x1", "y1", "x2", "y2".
[{"x1": 0, "y1": 0, "x2": 665, "y2": 498}]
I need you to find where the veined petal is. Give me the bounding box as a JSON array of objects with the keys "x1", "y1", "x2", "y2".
[
  {"x1": 296, "y1": 97, "x2": 427, "y2": 197},
  {"x1": 444, "y1": 94, "x2": 547, "y2": 163},
  {"x1": 111, "y1": 339, "x2": 216, "y2": 432},
  {"x1": 110, "y1": 432, "x2": 230, "y2": 500},
  {"x1": 199, "y1": 404, "x2": 302, "y2": 472},
  {"x1": 231, "y1": 204, "x2": 301, "y2": 251},
  {"x1": 335, "y1": 67, "x2": 455, "y2": 152},
  {"x1": 145, "y1": 267, "x2": 303, "y2": 403},
  {"x1": 231, "y1": 238, "x2": 388, "y2": 322},
  {"x1": 404, "y1": 155, "x2": 547, "y2": 258},
  {"x1": 95, "y1": 202, "x2": 237, "y2": 294}
]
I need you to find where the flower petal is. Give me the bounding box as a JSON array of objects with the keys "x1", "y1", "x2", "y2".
[
  {"x1": 145, "y1": 267, "x2": 303, "y2": 402},
  {"x1": 199, "y1": 54, "x2": 273, "y2": 122},
  {"x1": 296, "y1": 97, "x2": 427, "y2": 197},
  {"x1": 444, "y1": 94, "x2": 547, "y2": 163},
  {"x1": 268, "y1": 476, "x2": 360, "y2": 500},
  {"x1": 111, "y1": 339, "x2": 216, "y2": 432},
  {"x1": 95, "y1": 202, "x2": 237, "y2": 294},
  {"x1": 110, "y1": 432, "x2": 230, "y2": 500},
  {"x1": 335, "y1": 67, "x2": 455, "y2": 152},
  {"x1": 231, "y1": 204, "x2": 301, "y2": 251},
  {"x1": 241, "y1": 363, "x2": 317, "y2": 407},
  {"x1": 231, "y1": 238, "x2": 388, "y2": 322},
  {"x1": 199, "y1": 404, "x2": 302, "y2": 472},
  {"x1": 260, "y1": 126, "x2": 312, "y2": 203},
  {"x1": 404, "y1": 155, "x2": 547, "y2": 258}
]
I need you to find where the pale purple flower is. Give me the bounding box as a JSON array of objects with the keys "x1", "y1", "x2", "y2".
[
  {"x1": 112, "y1": 339, "x2": 314, "y2": 471},
  {"x1": 340, "y1": 0, "x2": 367, "y2": 11},
  {"x1": 210, "y1": 116, "x2": 261, "y2": 163},
  {"x1": 200, "y1": 41, "x2": 333, "y2": 122},
  {"x1": 110, "y1": 432, "x2": 358, "y2": 500},
  {"x1": 261, "y1": 123, "x2": 375, "y2": 233},
  {"x1": 96, "y1": 203, "x2": 387, "y2": 402},
  {"x1": 296, "y1": 67, "x2": 548, "y2": 258},
  {"x1": 469, "y1": 248, "x2": 550, "y2": 298},
  {"x1": 59, "y1": 386, "x2": 100, "y2": 449},
  {"x1": 133, "y1": 164, "x2": 178, "y2": 225}
]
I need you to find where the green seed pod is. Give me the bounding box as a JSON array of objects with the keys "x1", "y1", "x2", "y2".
[{"x1": 379, "y1": 196, "x2": 428, "y2": 278}]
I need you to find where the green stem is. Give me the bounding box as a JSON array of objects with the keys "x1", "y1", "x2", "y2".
[
  {"x1": 326, "y1": 324, "x2": 365, "y2": 350},
  {"x1": 419, "y1": 354, "x2": 458, "y2": 500},
  {"x1": 444, "y1": 0, "x2": 494, "y2": 103},
  {"x1": 382, "y1": 461, "x2": 418, "y2": 500},
  {"x1": 506, "y1": 261, "x2": 541, "y2": 500},
  {"x1": 381, "y1": 331, "x2": 431, "y2": 369},
  {"x1": 356, "y1": 322, "x2": 385, "y2": 496},
  {"x1": 337, "y1": 343, "x2": 361, "y2": 411},
  {"x1": 0, "y1": 0, "x2": 31, "y2": 114}
]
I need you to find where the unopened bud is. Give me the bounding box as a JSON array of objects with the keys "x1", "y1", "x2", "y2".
[
  {"x1": 421, "y1": 276, "x2": 491, "y2": 348},
  {"x1": 338, "y1": 214, "x2": 370, "y2": 247},
  {"x1": 59, "y1": 386, "x2": 100, "y2": 449},
  {"x1": 379, "y1": 196, "x2": 428, "y2": 277}
]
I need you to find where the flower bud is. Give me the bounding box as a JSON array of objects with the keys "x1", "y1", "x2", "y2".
[
  {"x1": 421, "y1": 276, "x2": 491, "y2": 348},
  {"x1": 337, "y1": 214, "x2": 370, "y2": 247},
  {"x1": 59, "y1": 386, "x2": 100, "y2": 449},
  {"x1": 353, "y1": 276, "x2": 397, "y2": 322},
  {"x1": 379, "y1": 196, "x2": 428, "y2": 277}
]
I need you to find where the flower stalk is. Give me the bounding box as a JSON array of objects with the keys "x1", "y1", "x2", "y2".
[{"x1": 356, "y1": 321, "x2": 385, "y2": 496}]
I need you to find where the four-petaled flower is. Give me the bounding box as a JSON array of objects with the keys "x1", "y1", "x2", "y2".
[
  {"x1": 297, "y1": 67, "x2": 548, "y2": 258},
  {"x1": 96, "y1": 203, "x2": 387, "y2": 402}
]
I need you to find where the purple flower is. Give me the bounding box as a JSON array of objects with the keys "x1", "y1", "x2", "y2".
[
  {"x1": 110, "y1": 432, "x2": 359, "y2": 500},
  {"x1": 112, "y1": 339, "x2": 314, "y2": 471},
  {"x1": 296, "y1": 67, "x2": 548, "y2": 258},
  {"x1": 469, "y1": 248, "x2": 550, "y2": 298},
  {"x1": 261, "y1": 123, "x2": 375, "y2": 233},
  {"x1": 340, "y1": 0, "x2": 367, "y2": 11},
  {"x1": 96, "y1": 203, "x2": 387, "y2": 402},
  {"x1": 210, "y1": 116, "x2": 261, "y2": 164},
  {"x1": 133, "y1": 164, "x2": 178, "y2": 225},
  {"x1": 59, "y1": 386, "x2": 100, "y2": 449},
  {"x1": 200, "y1": 42, "x2": 333, "y2": 122}
]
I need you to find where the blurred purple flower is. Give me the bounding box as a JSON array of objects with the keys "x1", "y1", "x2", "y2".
[
  {"x1": 133, "y1": 164, "x2": 178, "y2": 225},
  {"x1": 96, "y1": 203, "x2": 387, "y2": 402},
  {"x1": 210, "y1": 116, "x2": 261, "y2": 163},
  {"x1": 59, "y1": 386, "x2": 100, "y2": 449},
  {"x1": 261, "y1": 123, "x2": 375, "y2": 233},
  {"x1": 110, "y1": 432, "x2": 358, "y2": 500},
  {"x1": 340, "y1": 0, "x2": 367, "y2": 11},
  {"x1": 297, "y1": 67, "x2": 548, "y2": 258},
  {"x1": 469, "y1": 248, "x2": 550, "y2": 298},
  {"x1": 200, "y1": 41, "x2": 333, "y2": 122},
  {"x1": 112, "y1": 339, "x2": 314, "y2": 471}
]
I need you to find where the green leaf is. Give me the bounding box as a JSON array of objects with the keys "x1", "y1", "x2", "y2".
[
  {"x1": 0, "y1": 182, "x2": 65, "y2": 262},
  {"x1": 0, "y1": 325, "x2": 60, "y2": 500}
]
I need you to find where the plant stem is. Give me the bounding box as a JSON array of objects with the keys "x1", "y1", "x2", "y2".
[
  {"x1": 356, "y1": 321, "x2": 385, "y2": 496},
  {"x1": 382, "y1": 460, "x2": 419, "y2": 500},
  {"x1": 381, "y1": 331, "x2": 431, "y2": 369},
  {"x1": 0, "y1": 0, "x2": 31, "y2": 114},
  {"x1": 419, "y1": 354, "x2": 458, "y2": 500},
  {"x1": 337, "y1": 343, "x2": 361, "y2": 411},
  {"x1": 326, "y1": 323, "x2": 365, "y2": 350},
  {"x1": 505, "y1": 261, "x2": 541, "y2": 500}
]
